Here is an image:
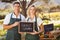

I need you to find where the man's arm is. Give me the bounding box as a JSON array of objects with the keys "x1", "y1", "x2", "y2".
[
  {"x1": 3, "y1": 14, "x2": 19, "y2": 30},
  {"x1": 3, "y1": 22, "x2": 19, "y2": 30},
  {"x1": 30, "y1": 24, "x2": 44, "y2": 35},
  {"x1": 3, "y1": 24, "x2": 14, "y2": 30}
]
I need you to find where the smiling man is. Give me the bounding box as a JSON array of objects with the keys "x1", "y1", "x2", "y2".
[{"x1": 3, "y1": 1, "x2": 25, "y2": 40}]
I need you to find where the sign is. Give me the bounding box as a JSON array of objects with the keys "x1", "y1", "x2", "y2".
[
  {"x1": 18, "y1": 22, "x2": 34, "y2": 32},
  {"x1": 44, "y1": 24, "x2": 54, "y2": 34}
]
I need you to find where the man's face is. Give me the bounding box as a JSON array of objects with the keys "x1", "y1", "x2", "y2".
[{"x1": 13, "y1": 4, "x2": 20, "y2": 11}]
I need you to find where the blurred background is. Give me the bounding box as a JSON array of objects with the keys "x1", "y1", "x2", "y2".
[{"x1": 0, "y1": 0, "x2": 60, "y2": 40}]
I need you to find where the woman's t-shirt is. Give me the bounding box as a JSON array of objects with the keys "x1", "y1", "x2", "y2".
[{"x1": 26, "y1": 17, "x2": 43, "y2": 31}]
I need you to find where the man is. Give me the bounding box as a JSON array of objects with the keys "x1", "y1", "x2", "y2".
[{"x1": 3, "y1": 1, "x2": 25, "y2": 40}]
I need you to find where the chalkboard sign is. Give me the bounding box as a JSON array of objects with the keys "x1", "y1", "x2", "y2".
[
  {"x1": 44, "y1": 24, "x2": 54, "y2": 34},
  {"x1": 18, "y1": 22, "x2": 34, "y2": 32}
]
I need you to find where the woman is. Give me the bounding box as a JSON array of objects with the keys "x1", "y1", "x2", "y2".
[{"x1": 25, "y1": 5, "x2": 44, "y2": 40}]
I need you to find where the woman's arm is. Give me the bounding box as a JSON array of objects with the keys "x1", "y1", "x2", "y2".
[
  {"x1": 31, "y1": 23, "x2": 44, "y2": 35},
  {"x1": 39, "y1": 24, "x2": 44, "y2": 33},
  {"x1": 27, "y1": 23, "x2": 44, "y2": 35}
]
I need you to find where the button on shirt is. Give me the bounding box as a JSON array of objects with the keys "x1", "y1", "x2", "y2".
[{"x1": 3, "y1": 13, "x2": 25, "y2": 25}]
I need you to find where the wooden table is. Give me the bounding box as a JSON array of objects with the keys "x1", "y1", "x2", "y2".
[
  {"x1": 40, "y1": 30, "x2": 60, "y2": 40},
  {"x1": 50, "y1": 30, "x2": 60, "y2": 38}
]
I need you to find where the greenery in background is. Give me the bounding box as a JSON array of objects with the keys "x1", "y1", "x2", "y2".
[
  {"x1": 54, "y1": 24, "x2": 60, "y2": 29},
  {"x1": 0, "y1": 30, "x2": 7, "y2": 40}
]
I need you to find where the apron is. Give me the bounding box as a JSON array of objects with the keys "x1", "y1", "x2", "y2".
[
  {"x1": 6, "y1": 13, "x2": 21, "y2": 40},
  {"x1": 56, "y1": 35, "x2": 60, "y2": 40},
  {"x1": 25, "y1": 16, "x2": 40, "y2": 40}
]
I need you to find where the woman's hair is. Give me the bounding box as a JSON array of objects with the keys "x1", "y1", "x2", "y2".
[{"x1": 27, "y1": 5, "x2": 37, "y2": 17}]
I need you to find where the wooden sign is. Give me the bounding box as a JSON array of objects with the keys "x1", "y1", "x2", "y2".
[{"x1": 18, "y1": 22, "x2": 34, "y2": 32}]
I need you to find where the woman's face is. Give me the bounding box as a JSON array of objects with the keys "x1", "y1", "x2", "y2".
[{"x1": 29, "y1": 7, "x2": 36, "y2": 15}]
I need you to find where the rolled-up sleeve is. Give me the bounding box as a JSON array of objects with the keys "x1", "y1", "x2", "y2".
[
  {"x1": 3, "y1": 14, "x2": 11, "y2": 25},
  {"x1": 37, "y1": 17, "x2": 43, "y2": 31},
  {"x1": 37, "y1": 17, "x2": 43, "y2": 26}
]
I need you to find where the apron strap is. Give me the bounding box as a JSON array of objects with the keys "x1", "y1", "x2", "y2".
[
  {"x1": 27, "y1": 16, "x2": 38, "y2": 32},
  {"x1": 27, "y1": 18, "x2": 29, "y2": 21},
  {"x1": 20, "y1": 15, "x2": 22, "y2": 21},
  {"x1": 10, "y1": 13, "x2": 21, "y2": 21},
  {"x1": 10, "y1": 13, "x2": 13, "y2": 19},
  {"x1": 35, "y1": 16, "x2": 38, "y2": 32}
]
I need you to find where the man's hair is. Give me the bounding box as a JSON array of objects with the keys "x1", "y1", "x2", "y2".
[{"x1": 13, "y1": 1, "x2": 20, "y2": 6}]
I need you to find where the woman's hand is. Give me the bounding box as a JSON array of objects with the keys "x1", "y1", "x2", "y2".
[
  {"x1": 18, "y1": 32, "x2": 24, "y2": 34},
  {"x1": 30, "y1": 30, "x2": 40, "y2": 35},
  {"x1": 26, "y1": 30, "x2": 40, "y2": 35}
]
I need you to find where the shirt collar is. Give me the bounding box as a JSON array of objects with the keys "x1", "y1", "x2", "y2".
[
  {"x1": 12, "y1": 12, "x2": 21, "y2": 18},
  {"x1": 28, "y1": 16, "x2": 35, "y2": 22}
]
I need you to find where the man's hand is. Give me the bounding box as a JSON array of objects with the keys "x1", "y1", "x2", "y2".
[{"x1": 12, "y1": 22, "x2": 20, "y2": 27}]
